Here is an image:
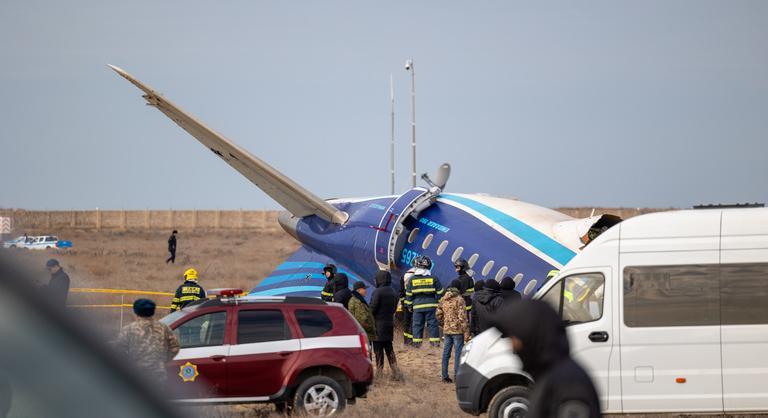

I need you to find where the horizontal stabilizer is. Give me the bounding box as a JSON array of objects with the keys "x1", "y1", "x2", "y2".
[{"x1": 108, "y1": 65, "x2": 348, "y2": 224}]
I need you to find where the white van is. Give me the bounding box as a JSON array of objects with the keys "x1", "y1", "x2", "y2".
[{"x1": 456, "y1": 206, "x2": 768, "y2": 416}]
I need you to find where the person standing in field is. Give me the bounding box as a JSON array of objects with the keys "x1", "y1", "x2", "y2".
[
  {"x1": 170, "y1": 268, "x2": 206, "y2": 312},
  {"x1": 348, "y1": 281, "x2": 377, "y2": 342},
  {"x1": 436, "y1": 279, "x2": 470, "y2": 383},
  {"x1": 166, "y1": 230, "x2": 178, "y2": 264},
  {"x1": 114, "y1": 299, "x2": 180, "y2": 384},
  {"x1": 369, "y1": 270, "x2": 402, "y2": 379},
  {"x1": 45, "y1": 259, "x2": 70, "y2": 307}
]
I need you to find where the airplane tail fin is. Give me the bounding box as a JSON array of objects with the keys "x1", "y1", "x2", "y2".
[{"x1": 108, "y1": 65, "x2": 348, "y2": 225}]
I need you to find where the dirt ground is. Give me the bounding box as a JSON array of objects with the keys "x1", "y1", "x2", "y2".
[{"x1": 5, "y1": 228, "x2": 466, "y2": 417}]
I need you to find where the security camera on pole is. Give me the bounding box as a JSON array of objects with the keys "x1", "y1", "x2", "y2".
[{"x1": 405, "y1": 59, "x2": 416, "y2": 188}]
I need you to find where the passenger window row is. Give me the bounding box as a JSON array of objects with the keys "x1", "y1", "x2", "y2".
[{"x1": 408, "y1": 227, "x2": 540, "y2": 295}]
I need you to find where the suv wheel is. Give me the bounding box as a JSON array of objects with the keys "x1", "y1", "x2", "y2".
[
  {"x1": 293, "y1": 376, "x2": 346, "y2": 417},
  {"x1": 488, "y1": 385, "x2": 530, "y2": 418}
]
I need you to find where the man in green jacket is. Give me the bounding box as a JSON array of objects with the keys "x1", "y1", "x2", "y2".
[{"x1": 349, "y1": 281, "x2": 377, "y2": 341}]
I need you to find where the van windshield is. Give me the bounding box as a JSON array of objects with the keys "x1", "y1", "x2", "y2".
[{"x1": 541, "y1": 272, "x2": 605, "y2": 325}]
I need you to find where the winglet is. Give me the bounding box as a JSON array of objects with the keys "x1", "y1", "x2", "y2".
[{"x1": 108, "y1": 64, "x2": 349, "y2": 225}]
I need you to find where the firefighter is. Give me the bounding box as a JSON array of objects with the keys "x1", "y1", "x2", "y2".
[
  {"x1": 399, "y1": 267, "x2": 416, "y2": 345},
  {"x1": 454, "y1": 258, "x2": 474, "y2": 316},
  {"x1": 320, "y1": 263, "x2": 337, "y2": 302},
  {"x1": 405, "y1": 255, "x2": 443, "y2": 347},
  {"x1": 170, "y1": 268, "x2": 206, "y2": 312}
]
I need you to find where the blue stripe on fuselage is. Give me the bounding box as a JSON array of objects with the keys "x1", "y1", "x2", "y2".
[{"x1": 439, "y1": 194, "x2": 575, "y2": 266}]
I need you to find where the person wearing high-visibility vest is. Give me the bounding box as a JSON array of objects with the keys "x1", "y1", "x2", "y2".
[
  {"x1": 405, "y1": 255, "x2": 444, "y2": 347},
  {"x1": 170, "y1": 268, "x2": 206, "y2": 312},
  {"x1": 399, "y1": 267, "x2": 416, "y2": 345},
  {"x1": 320, "y1": 263, "x2": 337, "y2": 302}
]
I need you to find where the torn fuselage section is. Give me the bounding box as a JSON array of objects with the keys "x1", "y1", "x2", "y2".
[{"x1": 554, "y1": 214, "x2": 623, "y2": 251}]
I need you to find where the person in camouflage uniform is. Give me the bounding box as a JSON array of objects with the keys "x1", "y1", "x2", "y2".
[
  {"x1": 114, "y1": 299, "x2": 180, "y2": 384},
  {"x1": 349, "y1": 281, "x2": 377, "y2": 341},
  {"x1": 436, "y1": 279, "x2": 470, "y2": 383}
]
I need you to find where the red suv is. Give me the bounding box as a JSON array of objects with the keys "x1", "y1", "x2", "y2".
[{"x1": 159, "y1": 293, "x2": 373, "y2": 416}]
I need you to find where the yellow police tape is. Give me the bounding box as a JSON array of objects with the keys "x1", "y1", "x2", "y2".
[
  {"x1": 68, "y1": 288, "x2": 174, "y2": 310},
  {"x1": 71, "y1": 288, "x2": 174, "y2": 296}
]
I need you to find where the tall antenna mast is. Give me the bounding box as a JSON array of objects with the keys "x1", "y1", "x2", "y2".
[
  {"x1": 405, "y1": 59, "x2": 416, "y2": 188},
  {"x1": 390, "y1": 74, "x2": 395, "y2": 195}
]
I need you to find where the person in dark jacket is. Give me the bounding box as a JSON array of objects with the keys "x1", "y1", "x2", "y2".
[
  {"x1": 333, "y1": 273, "x2": 352, "y2": 309},
  {"x1": 399, "y1": 267, "x2": 416, "y2": 345},
  {"x1": 454, "y1": 258, "x2": 474, "y2": 316},
  {"x1": 46, "y1": 259, "x2": 70, "y2": 307},
  {"x1": 471, "y1": 279, "x2": 503, "y2": 336},
  {"x1": 489, "y1": 300, "x2": 601, "y2": 418},
  {"x1": 473, "y1": 279, "x2": 485, "y2": 295},
  {"x1": 369, "y1": 270, "x2": 401, "y2": 378},
  {"x1": 170, "y1": 268, "x2": 206, "y2": 312},
  {"x1": 320, "y1": 263, "x2": 337, "y2": 302},
  {"x1": 499, "y1": 276, "x2": 522, "y2": 302},
  {"x1": 166, "y1": 230, "x2": 177, "y2": 264}
]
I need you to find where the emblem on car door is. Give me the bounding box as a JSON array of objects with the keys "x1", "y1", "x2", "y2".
[{"x1": 179, "y1": 362, "x2": 199, "y2": 382}]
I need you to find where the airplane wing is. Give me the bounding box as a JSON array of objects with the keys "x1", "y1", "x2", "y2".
[
  {"x1": 250, "y1": 245, "x2": 366, "y2": 297},
  {"x1": 108, "y1": 65, "x2": 348, "y2": 225}
]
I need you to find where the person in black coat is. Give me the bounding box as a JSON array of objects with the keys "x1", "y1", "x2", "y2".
[
  {"x1": 369, "y1": 270, "x2": 401, "y2": 378},
  {"x1": 333, "y1": 273, "x2": 352, "y2": 309},
  {"x1": 470, "y1": 279, "x2": 503, "y2": 336},
  {"x1": 166, "y1": 230, "x2": 178, "y2": 264},
  {"x1": 489, "y1": 300, "x2": 601, "y2": 418},
  {"x1": 499, "y1": 276, "x2": 522, "y2": 302},
  {"x1": 46, "y1": 259, "x2": 70, "y2": 307}
]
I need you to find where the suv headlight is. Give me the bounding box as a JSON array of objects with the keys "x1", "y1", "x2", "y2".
[{"x1": 459, "y1": 339, "x2": 474, "y2": 364}]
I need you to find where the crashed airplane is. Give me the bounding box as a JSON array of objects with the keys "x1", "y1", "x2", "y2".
[{"x1": 109, "y1": 64, "x2": 620, "y2": 296}]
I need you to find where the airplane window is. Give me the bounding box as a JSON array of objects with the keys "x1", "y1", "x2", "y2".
[
  {"x1": 407, "y1": 228, "x2": 420, "y2": 244},
  {"x1": 422, "y1": 233, "x2": 434, "y2": 250},
  {"x1": 523, "y1": 279, "x2": 538, "y2": 295},
  {"x1": 495, "y1": 266, "x2": 509, "y2": 282},
  {"x1": 468, "y1": 253, "x2": 479, "y2": 268},
  {"x1": 513, "y1": 273, "x2": 524, "y2": 285},
  {"x1": 482, "y1": 260, "x2": 495, "y2": 276},
  {"x1": 436, "y1": 240, "x2": 449, "y2": 256},
  {"x1": 451, "y1": 247, "x2": 464, "y2": 262}
]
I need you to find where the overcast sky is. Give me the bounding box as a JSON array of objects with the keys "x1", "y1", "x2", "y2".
[{"x1": 1, "y1": 0, "x2": 767, "y2": 210}]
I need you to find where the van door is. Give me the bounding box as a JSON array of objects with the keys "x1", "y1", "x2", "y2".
[
  {"x1": 720, "y1": 209, "x2": 768, "y2": 411},
  {"x1": 539, "y1": 267, "x2": 617, "y2": 412},
  {"x1": 619, "y1": 259, "x2": 722, "y2": 413}
]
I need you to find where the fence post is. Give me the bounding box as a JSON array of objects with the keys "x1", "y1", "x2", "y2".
[
  {"x1": 193, "y1": 209, "x2": 198, "y2": 229},
  {"x1": 168, "y1": 209, "x2": 173, "y2": 229},
  {"x1": 71, "y1": 211, "x2": 76, "y2": 228},
  {"x1": 215, "y1": 210, "x2": 221, "y2": 229},
  {"x1": 96, "y1": 208, "x2": 101, "y2": 231},
  {"x1": 119, "y1": 294, "x2": 124, "y2": 331},
  {"x1": 46, "y1": 212, "x2": 51, "y2": 229},
  {"x1": 144, "y1": 210, "x2": 150, "y2": 229},
  {"x1": 239, "y1": 208, "x2": 244, "y2": 230}
]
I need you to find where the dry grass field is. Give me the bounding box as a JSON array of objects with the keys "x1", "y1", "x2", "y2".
[{"x1": 4, "y1": 228, "x2": 465, "y2": 417}]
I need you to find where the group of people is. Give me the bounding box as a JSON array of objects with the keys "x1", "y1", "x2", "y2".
[{"x1": 321, "y1": 254, "x2": 525, "y2": 384}]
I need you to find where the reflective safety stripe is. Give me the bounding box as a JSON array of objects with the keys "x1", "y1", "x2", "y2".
[
  {"x1": 413, "y1": 303, "x2": 438, "y2": 310},
  {"x1": 403, "y1": 300, "x2": 413, "y2": 305},
  {"x1": 403, "y1": 332, "x2": 413, "y2": 338},
  {"x1": 405, "y1": 292, "x2": 413, "y2": 296},
  {"x1": 320, "y1": 291, "x2": 333, "y2": 297},
  {"x1": 429, "y1": 338, "x2": 441, "y2": 342},
  {"x1": 547, "y1": 269, "x2": 560, "y2": 279},
  {"x1": 436, "y1": 288, "x2": 445, "y2": 295},
  {"x1": 465, "y1": 305, "x2": 472, "y2": 311},
  {"x1": 564, "y1": 290, "x2": 574, "y2": 302},
  {"x1": 412, "y1": 338, "x2": 423, "y2": 343},
  {"x1": 411, "y1": 288, "x2": 436, "y2": 294},
  {"x1": 179, "y1": 296, "x2": 199, "y2": 302},
  {"x1": 463, "y1": 288, "x2": 475, "y2": 295}
]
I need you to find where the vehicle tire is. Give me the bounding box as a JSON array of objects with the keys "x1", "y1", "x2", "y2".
[
  {"x1": 9, "y1": 245, "x2": 15, "y2": 248},
  {"x1": 487, "y1": 385, "x2": 530, "y2": 418},
  {"x1": 293, "y1": 376, "x2": 346, "y2": 417}
]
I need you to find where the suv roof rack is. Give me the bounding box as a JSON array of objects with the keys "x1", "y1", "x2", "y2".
[{"x1": 693, "y1": 202, "x2": 765, "y2": 209}]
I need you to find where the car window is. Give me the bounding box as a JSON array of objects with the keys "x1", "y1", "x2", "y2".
[
  {"x1": 295, "y1": 309, "x2": 333, "y2": 338},
  {"x1": 174, "y1": 311, "x2": 227, "y2": 348},
  {"x1": 237, "y1": 310, "x2": 291, "y2": 344},
  {"x1": 541, "y1": 273, "x2": 605, "y2": 325}
]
